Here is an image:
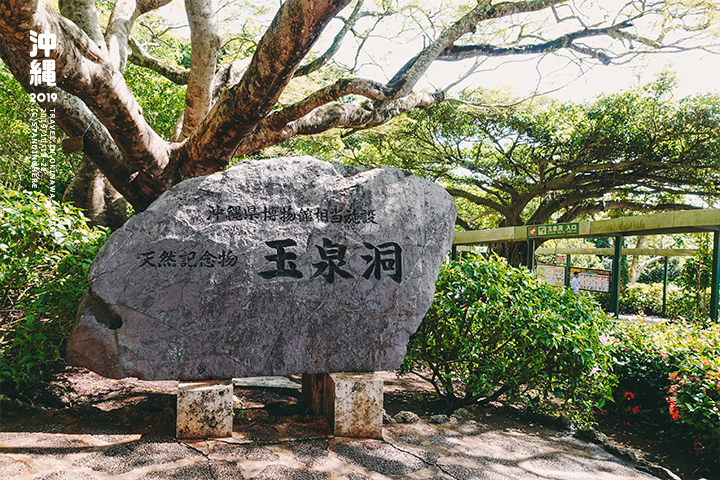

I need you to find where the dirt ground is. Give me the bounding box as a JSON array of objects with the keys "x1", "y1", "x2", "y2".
[{"x1": 0, "y1": 366, "x2": 704, "y2": 479}]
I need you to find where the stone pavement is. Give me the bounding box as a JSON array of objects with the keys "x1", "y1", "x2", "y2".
[{"x1": 0, "y1": 408, "x2": 665, "y2": 480}]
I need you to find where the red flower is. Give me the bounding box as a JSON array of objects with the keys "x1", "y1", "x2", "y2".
[
  {"x1": 624, "y1": 391, "x2": 635, "y2": 400},
  {"x1": 631, "y1": 406, "x2": 641, "y2": 414},
  {"x1": 668, "y1": 401, "x2": 682, "y2": 421}
]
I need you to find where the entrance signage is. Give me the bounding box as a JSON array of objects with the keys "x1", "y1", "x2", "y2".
[{"x1": 527, "y1": 222, "x2": 579, "y2": 238}]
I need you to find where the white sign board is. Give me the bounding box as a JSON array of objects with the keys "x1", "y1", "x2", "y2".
[
  {"x1": 536, "y1": 264, "x2": 566, "y2": 287},
  {"x1": 536, "y1": 265, "x2": 611, "y2": 293},
  {"x1": 571, "y1": 268, "x2": 611, "y2": 293}
]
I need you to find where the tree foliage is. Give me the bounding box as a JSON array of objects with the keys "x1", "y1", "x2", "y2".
[
  {"x1": 312, "y1": 78, "x2": 720, "y2": 228},
  {"x1": 0, "y1": 189, "x2": 107, "y2": 390},
  {"x1": 0, "y1": 63, "x2": 74, "y2": 200},
  {"x1": 677, "y1": 233, "x2": 716, "y2": 319},
  {"x1": 291, "y1": 78, "x2": 720, "y2": 264},
  {"x1": 0, "y1": 0, "x2": 716, "y2": 223}
]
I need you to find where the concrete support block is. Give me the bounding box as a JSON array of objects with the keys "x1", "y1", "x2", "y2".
[
  {"x1": 303, "y1": 372, "x2": 383, "y2": 439},
  {"x1": 302, "y1": 372, "x2": 327, "y2": 418},
  {"x1": 177, "y1": 380, "x2": 233, "y2": 439}
]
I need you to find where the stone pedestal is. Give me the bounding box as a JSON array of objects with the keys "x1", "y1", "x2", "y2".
[
  {"x1": 177, "y1": 380, "x2": 233, "y2": 439},
  {"x1": 303, "y1": 372, "x2": 383, "y2": 439}
]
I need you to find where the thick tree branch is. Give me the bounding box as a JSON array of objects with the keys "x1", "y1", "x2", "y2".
[
  {"x1": 464, "y1": 179, "x2": 515, "y2": 208},
  {"x1": 137, "y1": 0, "x2": 173, "y2": 14},
  {"x1": 445, "y1": 187, "x2": 508, "y2": 216},
  {"x1": 266, "y1": 77, "x2": 390, "y2": 130},
  {"x1": 294, "y1": 0, "x2": 365, "y2": 77},
  {"x1": 106, "y1": 0, "x2": 138, "y2": 71},
  {"x1": 167, "y1": 59, "x2": 251, "y2": 143},
  {"x1": 386, "y1": 0, "x2": 564, "y2": 97},
  {"x1": 437, "y1": 23, "x2": 632, "y2": 66},
  {"x1": 177, "y1": 0, "x2": 351, "y2": 178},
  {"x1": 456, "y1": 215, "x2": 473, "y2": 230},
  {"x1": 210, "y1": 59, "x2": 250, "y2": 102},
  {"x1": 58, "y1": 0, "x2": 105, "y2": 49},
  {"x1": 128, "y1": 36, "x2": 189, "y2": 84},
  {"x1": 611, "y1": 29, "x2": 662, "y2": 49},
  {"x1": 178, "y1": 0, "x2": 221, "y2": 140},
  {"x1": 106, "y1": 0, "x2": 171, "y2": 71},
  {"x1": 630, "y1": 255, "x2": 665, "y2": 283},
  {"x1": 235, "y1": 90, "x2": 444, "y2": 156}
]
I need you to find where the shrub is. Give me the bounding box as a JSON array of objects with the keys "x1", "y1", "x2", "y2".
[
  {"x1": 609, "y1": 320, "x2": 720, "y2": 475},
  {"x1": 619, "y1": 282, "x2": 684, "y2": 318},
  {"x1": 620, "y1": 282, "x2": 663, "y2": 316},
  {"x1": 676, "y1": 234, "x2": 715, "y2": 319},
  {"x1": 0, "y1": 189, "x2": 107, "y2": 390},
  {"x1": 400, "y1": 254, "x2": 616, "y2": 426},
  {"x1": 667, "y1": 355, "x2": 720, "y2": 462}
]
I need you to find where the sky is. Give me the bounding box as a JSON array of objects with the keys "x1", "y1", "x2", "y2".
[
  {"x1": 336, "y1": 1, "x2": 720, "y2": 103},
  {"x1": 160, "y1": 0, "x2": 719, "y2": 104},
  {"x1": 425, "y1": 48, "x2": 720, "y2": 103}
]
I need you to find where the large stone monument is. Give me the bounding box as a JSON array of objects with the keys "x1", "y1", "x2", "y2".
[
  {"x1": 68, "y1": 156, "x2": 456, "y2": 380},
  {"x1": 67, "y1": 156, "x2": 455, "y2": 438}
]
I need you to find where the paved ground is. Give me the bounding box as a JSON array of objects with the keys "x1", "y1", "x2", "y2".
[
  {"x1": 0, "y1": 407, "x2": 665, "y2": 480},
  {"x1": 0, "y1": 370, "x2": 673, "y2": 479},
  {"x1": 617, "y1": 314, "x2": 669, "y2": 324}
]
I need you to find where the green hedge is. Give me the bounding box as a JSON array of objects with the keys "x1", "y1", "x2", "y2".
[
  {"x1": 400, "y1": 254, "x2": 616, "y2": 426},
  {"x1": 618, "y1": 281, "x2": 718, "y2": 323},
  {"x1": 619, "y1": 282, "x2": 685, "y2": 317},
  {"x1": 0, "y1": 189, "x2": 107, "y2": 390}
]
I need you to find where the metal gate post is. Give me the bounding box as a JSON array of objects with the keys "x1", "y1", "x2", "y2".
[
  {"x1": 711, "y1": 230, "x2": 719, "y2": 322},
  {"x1": 565, "y1": 254, "x2": 572, "y2": 287},
  {"x1": 609, "y1": 236, "x2": 623, "y2": 318},
  {"x1": 662, "y1": 256, "x2": 669, "y2": 317},
  {"x1": 527, "y1": 239, "x2": 536, "y2": 272}
]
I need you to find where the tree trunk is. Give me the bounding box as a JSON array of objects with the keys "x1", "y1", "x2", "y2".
[
  {"x1": 627, "y1": 236, "x2": 646, "y2": 284},
  {"x1": 491, "y1": 242, "x2": 528, "y2": 268},
  {"x1": 62, "y1": 156, "x2": 127, "y2": 230}
]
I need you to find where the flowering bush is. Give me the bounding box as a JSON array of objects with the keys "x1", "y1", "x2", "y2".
[
  {"x1": 609, "y1": 320, "x2": 720, "y2": 474},
  {"x1": 665, "y1": 342, "x2": 720, "y2": 460}
]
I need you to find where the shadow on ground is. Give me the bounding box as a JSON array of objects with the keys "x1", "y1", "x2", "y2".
[{"x1": 0, "y1": 367, "x2": 674, "y2": 480}]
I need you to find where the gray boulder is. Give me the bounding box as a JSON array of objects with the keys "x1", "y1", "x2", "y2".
[
  {"x1": 67, "y1": 156, "x2": 456, "y2": 380},
  {"x1": 392, "y1": 411, "x2": 421, "y2": 424}
]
